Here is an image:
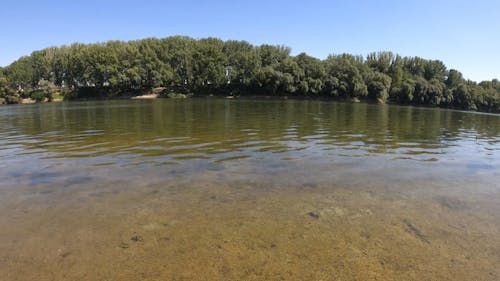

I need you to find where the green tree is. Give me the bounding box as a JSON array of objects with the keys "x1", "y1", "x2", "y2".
[
  {"x1": 453, "y1": 83, "x2": 476, "y2": 110},
  {"x1": 446, "y1": 69, "x2": 464, "y2": 88},
  {"x1": 0, "y1": 36, "x2": 498, "y2": 112},
  {"x1": 192, "y1": 38, "x2": 227, "y2": 92},
  {"x1": 31, "y1": 79, "x2": 58, "y2": 102},
  {"x1": 324, "y1": 54, "x2": 367, "y2": 98},
  {"x1": 294, "y1": 53, "x2": 325, "y2": 95},
  {"x1": 0, "y1": 77, "x2": 20, "y2": 104},
  {"x1": 366, "y1": 51, "x2": 394, "y2": 74},
  {"x1": 366, "y1": 71, "x2": 392, "y2": 102}
]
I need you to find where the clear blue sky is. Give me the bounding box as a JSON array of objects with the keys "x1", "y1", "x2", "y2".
[{"x1": 1, "y1": 0, "x2": 499, "y2": 82}]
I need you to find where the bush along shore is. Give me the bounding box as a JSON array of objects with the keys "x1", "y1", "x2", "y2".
[{"x1": 0, "y1": 36, "x2": 499, "y2": 112}]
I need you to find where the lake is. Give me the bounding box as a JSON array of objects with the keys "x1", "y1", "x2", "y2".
[{"x1": 0, "y1": 99, "x2": 499, "y2": 280}]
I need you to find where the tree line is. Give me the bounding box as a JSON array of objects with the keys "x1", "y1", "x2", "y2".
[{"x1": 0, "y1": 36, "x2": 499, "y2": 112}]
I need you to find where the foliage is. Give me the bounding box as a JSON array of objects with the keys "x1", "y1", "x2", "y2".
[
  {"x1": 34, "y1": 79, "x2": 58, "y2": 101},
  {"x1": 366, "y1": 71, "x2": 392, "y2": 102},
  {"x1": 167, "y1": 92, "x2": 188, "y2": 99},
  {"x1": 0, "y1": 36, "x2": 498, "y2": 112},
  {"x1": 0, "y1": 77, "x2": 20, "y2": 104}
]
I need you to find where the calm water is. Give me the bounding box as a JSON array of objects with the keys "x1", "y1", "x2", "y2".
[{"x1": 0, "y1": 99, "x2": 499, "y2": 280}]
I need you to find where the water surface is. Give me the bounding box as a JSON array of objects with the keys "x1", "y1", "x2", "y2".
[{"x1": 0, "y1": 99, "x2": 499, "y2": 280}]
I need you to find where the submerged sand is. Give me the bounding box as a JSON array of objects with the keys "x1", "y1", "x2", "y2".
[{"x1": 1, "y1": 174, "x2": 499, "y2": 281}]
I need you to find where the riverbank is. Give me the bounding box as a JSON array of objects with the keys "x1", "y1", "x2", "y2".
[
  {"x1": 130, "y1": 93, "x2": 159, "y2": 99},
  {"x1": 2, "y1": 89, "x2": 499, "y2": 114}
]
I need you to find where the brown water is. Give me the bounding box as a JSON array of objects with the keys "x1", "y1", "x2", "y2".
[{"x1": 0, "y1": 99, "x2": 499, "y2": 280}]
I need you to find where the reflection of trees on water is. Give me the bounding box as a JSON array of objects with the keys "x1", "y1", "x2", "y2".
[{"x1": 4, "y1": 100, "x2": 499, "y2": 158}]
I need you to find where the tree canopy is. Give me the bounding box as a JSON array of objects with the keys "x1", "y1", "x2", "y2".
[{"x1": 0, "y1": 36, "x2": 498, "y2": 112}]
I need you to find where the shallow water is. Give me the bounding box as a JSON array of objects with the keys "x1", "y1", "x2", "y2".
[{"x1": 0, "y1": 99, "x2": 499, "y2": 280}]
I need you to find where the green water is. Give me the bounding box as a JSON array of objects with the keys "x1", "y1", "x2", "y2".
[{"x1": 0, "y1": 99, "x2": 499, "y2": 280}]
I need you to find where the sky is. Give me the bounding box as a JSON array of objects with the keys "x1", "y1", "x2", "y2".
[{"x1": 1, "y1": 0, "x2": 499, "y2": 82}]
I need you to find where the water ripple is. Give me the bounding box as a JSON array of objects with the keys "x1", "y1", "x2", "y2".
[{"x1": 0, "y1": 99, "x2": 498, "y2": 187}]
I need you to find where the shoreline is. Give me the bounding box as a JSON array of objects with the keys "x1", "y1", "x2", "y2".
[
  {"x1": 2, "y1": 93, "x2": 499, "y2": 114},
  {"x1": 130, "y1": 93, "x2": 159, "y2": 99}
]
